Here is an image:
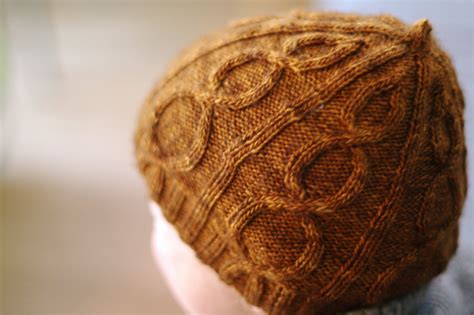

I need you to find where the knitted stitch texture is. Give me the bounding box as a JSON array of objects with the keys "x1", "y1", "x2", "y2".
[{"x1": 134, "y1": 11, "x2": 467, "y2": 315}]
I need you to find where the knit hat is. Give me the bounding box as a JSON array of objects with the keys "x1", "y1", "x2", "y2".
[{"x1": 135, "y1": 11, "x2": 467, "y2": 314}]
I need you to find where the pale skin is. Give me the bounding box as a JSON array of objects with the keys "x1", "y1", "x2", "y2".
[{"x1": 150, "y1": 201, "x2": 265, "y2": 315}]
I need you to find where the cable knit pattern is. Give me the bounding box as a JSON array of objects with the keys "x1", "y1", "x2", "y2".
[{"x1": 134, "y1": 11, "x2": 467, "y2": 315}]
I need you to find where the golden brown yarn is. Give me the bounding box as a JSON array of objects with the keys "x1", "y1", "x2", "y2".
[{"x1": 134, "y1": 11, "x2": 467, "y2": 315}]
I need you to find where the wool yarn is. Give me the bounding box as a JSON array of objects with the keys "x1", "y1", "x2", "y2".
[{"x1": 135, "y1": 11, "x2": 467, "y2": 314}]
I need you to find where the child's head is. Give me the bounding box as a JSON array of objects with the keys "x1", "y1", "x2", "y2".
[{"x1": 136, "y1": 11, "x2": 466, "y2": 314}]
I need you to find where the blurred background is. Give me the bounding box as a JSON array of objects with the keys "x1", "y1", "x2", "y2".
[{"x1": 1, "y1": 1, "x2": 473, "y2": 314}]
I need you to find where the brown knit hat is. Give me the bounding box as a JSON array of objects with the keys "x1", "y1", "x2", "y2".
[{"x1": 135, "y1": 11, "x2": 467, "y2": 314}]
